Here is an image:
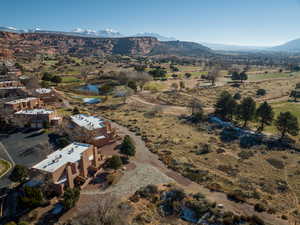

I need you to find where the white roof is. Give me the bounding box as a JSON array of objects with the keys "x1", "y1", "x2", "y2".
[
  {"x1": 93, "y1": 135, "x2": 106, "y2": 140},
  {"x1": 0, "y1": 86, "x2": 24, "y2": 90},
  {"x1": 15, "y1": 109, "x2": 54, "y2": 115},
  {"x1": 35, "y1": 88, "x2": 52, "y2": 94},
  {"x1": 70, "y1": 114, "x2": 105, "y2": 131},
  {"x1": 0, "y1": 80, "x2": 19, "y2": 84},
  {"x1": 6, "y1": 97, "x2": 38, "y2": 105},
  {"x1": 33, "y1": 142, "x2": 91, "y2": 173}
]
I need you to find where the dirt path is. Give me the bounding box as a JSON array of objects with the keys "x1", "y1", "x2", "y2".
[
  {"x1": 93, "y1": 119, "x2": 288, "y2": 225},
  {"x1": 129, "y1": 95, "x2": 214, "y2": 115}
]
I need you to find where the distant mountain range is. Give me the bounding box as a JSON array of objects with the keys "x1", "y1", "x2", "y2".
[
  {"x1": 1, "y1": 26, "x2": 299, "y2": 53},
  {"x1": 0, "y1": 26, "x2": 176, "y2": 42},
  {"x1": 270, "y1": 39, "x2": 300, "y2": 52},
  {"x1": 200, "y1": 42, "x2": 268, "y2": 52},
  {"x1": 201, "y1": 41, "x2": 300, "y2": 53}
]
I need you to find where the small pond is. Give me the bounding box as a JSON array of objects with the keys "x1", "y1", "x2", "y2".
[{"x1": 77, "y1": 84, "x2": 100, "y2": 94}]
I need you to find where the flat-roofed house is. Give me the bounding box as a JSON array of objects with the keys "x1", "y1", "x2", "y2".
[
  {"x1": 4, "y1": 97, "x2": 44, "y2": 112},
  {"x1": 32, "y1": 142, "x2": 104, "y2": 194},
  {"x1": 33, "y1": 88, "x2": 57, "y2": 103},
  {"x1": 0, "y1": 80, "x2": 22, "y2": 88},
  {"x1": 0, "y1": 87, "x2": 27, "y2": 97},
  {"x1": 14, "y1": 109, "x2": 62, "y2": 128},
  {"x1": 68, "y1": 114, "x2": 116, "y2": 147}
]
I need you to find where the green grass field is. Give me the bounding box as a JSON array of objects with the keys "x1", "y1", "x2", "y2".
[
  {"x1": 0, "y1": 159, "x2": 12, "y2": 177},
  {"x1": 61, "y1": 76, "x2": 81, "y2": 83},
  {"x1": 265, "y1": 101, "x2": 300, "y2": 134},
  {"x1": 248, "y1": 72, "x2": 300, "y2": 81}
]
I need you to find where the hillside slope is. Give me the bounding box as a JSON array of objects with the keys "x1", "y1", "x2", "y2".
[
  {"x1": 271, "y1": 39, "x2": 300, "y2": 52},
  {"x1": 0, "y1": 31, "x2": 212, "y2": 59}
]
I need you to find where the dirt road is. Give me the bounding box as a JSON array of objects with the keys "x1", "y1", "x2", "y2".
[{"x1": 91, "y1": 119, "x2": 288, "y2": 225}]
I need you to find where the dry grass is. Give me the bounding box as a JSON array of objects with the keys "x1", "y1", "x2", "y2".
[{"x1": 96, "y1": 96, "x2": 300, "y2": 220}]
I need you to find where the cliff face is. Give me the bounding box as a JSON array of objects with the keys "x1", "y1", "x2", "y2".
[
  {"x1": 0, "y1": 32, "x2": 160, "y2": 58},
  {"x1": 0, "y1": 31, "x2": 212, "y2": 59}
]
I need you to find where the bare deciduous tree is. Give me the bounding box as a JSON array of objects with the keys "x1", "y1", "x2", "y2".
[
  {"x1": 70, "y1": 198, "x2": 129, "y2": 225},
  {"x1": 207, "y1": 68, "x2": 221, "y2": 86}
]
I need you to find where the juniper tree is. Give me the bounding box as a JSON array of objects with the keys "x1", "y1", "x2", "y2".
[
  {"x1": 256, "y1": 102, "x2": 274, "y2": 132},
  {"x1": 120, "y1": 135, "x2": 136, "y2": 156},
  {"x1": 275, "y1": 112, "x2": 299, "y2": 139},
  {"x1": 236, "y1": 97, "x2": 256, "y2": 127},
  {"x1": 215, "y1": 91, "x2": 237, "y2": 120}
]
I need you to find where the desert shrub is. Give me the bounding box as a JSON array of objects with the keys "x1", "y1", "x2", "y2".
[
  {"x1": 193, "y1": 192, "x2": 205, "y2": 200},
  {"x1": 240, "y1": 135, "x2": 262, "y2": 148},
  {"x1": 249, "y1": 215, "x2": 265, "y2": 225},
  {"x1": 9, "y1": 165, "x2": 29, "y2": 183},
  {"x1": 62, "y1": 188, "x2": 80, "y2": 210},
  {"x1": 238, "y1": 150, "x2": 254, "y2": 160},
  {"x1": 20, "y1": 186, "x2": 44, "y2": 208},
  {"x1": 220, "y1": 127, "x2": 239, "y2": 142},
  {"x1": 276, "y1": 180, "x2": 289, "y2": 193},
  {"x1": 281, "y1": 215, "x2": 288, "y2": 220},
  {"x1": 254, "y1": 203, "x2": 267, "y2": 212},
  {"x1": 185, "y1": 199, "x2": 211, "y2": 217},
  {"x1": 120, "y1": 156, "x2": 129, "y2": 165},
  {"x1": 206, "y1": 183, "x2": 222, "y2": 192},
  {"x1": 233, "y1": 92, "x2": 241, "y2": 100},
  {"x1": 217, "y1": 165, "x2": 239, "y2": 176},
  {"x1": 256, "y1": 89, "x2": 267, "y2": 96},
  {"x1": 169, "y1": 188, "x2": 186, "y2": 201},
  {"x1": 266, "y1": 158, "x2": 285, "y2": 169},
  {"x1": 184, "y1": 169, "x2": 210, "y2": 183},
  {"x1": 133, "y1": 213, "x2": 152, "y2": 224},
  {"x1": 227, "y1": 190, "x2": 247, "y2": 203},
  {"x1": 106, "y1": 173, "x2": 120, "y2": 185},
  {"x1": 197, "y1": 144, "x2": 212, "y2": 155},
  {"x1": 135, "y1": 185, "x2": 159, "y2": 199},
  {"x1": 106, "y1": 155, "x2": 122, "y2": 170}
]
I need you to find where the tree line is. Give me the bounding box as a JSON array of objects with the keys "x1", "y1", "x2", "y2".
[{"x1": 215, "y1": 91, "x2": 299, "y2": 138}]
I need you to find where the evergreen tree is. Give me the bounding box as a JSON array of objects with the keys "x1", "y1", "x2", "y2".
[
  {"x1": 107, "y1": 155, "x2": 122, "y2": 169},
  {"x1": 9, "y1": 165, "x2": 29, "y2": 183},
  {"x1": 239, "y1": 71, "x2": 248, "y2": 83},
  {"x1": 275, "y1": 112, "x2": 299, "y2": 138},
  {"x1": 256, "y1": 102, "x2": 274, "y2": 132},
  {"x1": 215, "y1": 91, "x2": 237, "y2": 120},
  {"x1": 62, "y1": 188, "x2": 80, "y2": 210},
  {"x1": 120, "y1": 135, "x2": 136, "y2": 156},
  {"x1": 237, "y1": 97, "x2": 256, "y2": 127},
  {"x1": 127, "y1": 80, "x2": 137, "y2": 92}
]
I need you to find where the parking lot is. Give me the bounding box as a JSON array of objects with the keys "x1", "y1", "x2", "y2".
[{"x1": 0, "y1": 128, "x2": 52, "y2": 168}]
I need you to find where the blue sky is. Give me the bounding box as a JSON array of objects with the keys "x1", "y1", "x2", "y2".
[{"x1": 1, "y1": 0, "x2": 300, "y2": 46}]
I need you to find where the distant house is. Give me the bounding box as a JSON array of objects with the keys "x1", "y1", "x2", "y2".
[
  {"x1": 32, "y1": 142, "x2": 105, "y2": 194},
  {"x1": 67, "y1": 114, "x2": 117, "y2": 147},
  {"x1": 4, "y1": 97, "x2": 44, "y2": 112},
  {"x1": 0, "y1": 80, "x2": 22, "y2": 88},
  {"x1": 33, "y1": 88, "x2": 57, "y2": 103},
  {"x1": 14, "y1": 108, "x2": 62, "y2": 128},
  {"x1": 0, "y1": 86, "x2": 27, "y2": 98}
]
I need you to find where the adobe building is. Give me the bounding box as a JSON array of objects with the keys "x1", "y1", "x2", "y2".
[
  {"x1": 4, "y1": 97, "x2": 44, "y2": 112},
  {"x1": 32, "y1": 142, "x2": 105, "y2": 194},
  {"x1": 33, "y1": 88, "x2": 57, "y2": 103},
  {"x1": 0, "y1": 80, "x2": 22, "y2": 88},
  {"x1": 14, "y1": 108, "x2": 62, "y2": 128},
  {"x1": 68, "y1": 114, "x2": 117, "y2": 147}
]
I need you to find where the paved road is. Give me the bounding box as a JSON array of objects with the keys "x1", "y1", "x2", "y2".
[{"x1": 0, "y1": 143, "x2": 14, "y2": 188}]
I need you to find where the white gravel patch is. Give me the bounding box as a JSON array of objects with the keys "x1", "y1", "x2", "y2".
[{"x1": 82, "y1": 162, "x2": 174, "y2": 197}]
